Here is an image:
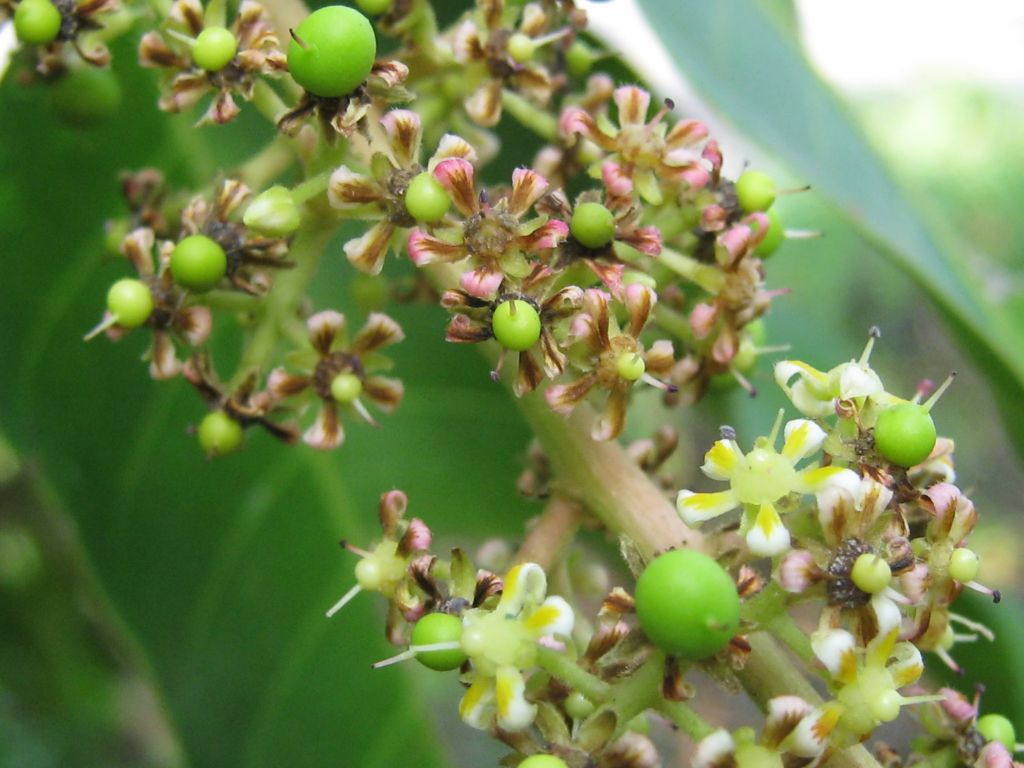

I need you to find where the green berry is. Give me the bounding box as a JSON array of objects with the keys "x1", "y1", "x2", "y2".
[
  {"x1": 197, "y1": 411, "x2": 244, "y2": 457},
  {"x1": 850, "y1": 552, "x2": 891, "y2": 594},
  {"x1": 192, "y1": 26, "x2": 238, "y2": 71},
  {"x1": 634, "y1": 549, "x2": 740, "y2": 660},
  {"x1": 948, "y1": 547, "x2": 980, "y2": 583},
  {"x1": 106, "y1": 278, "x2": 153, "y2": 328},
  {"x1": 287, "y1": 6, "x2": 376, "y2": 98},
  {"x1": 170, "y1": 234, "x2": 227, "y2": 292},
  {"x1": 755, "y1": 208, "x2": 784, "y2": 257},
  {"x1": 330, "y1": 372, "x2": 362, "y2": 404},
  {"x1": 355, "y1": 0, "x2": 391, "y2": 13},
  {"x1": 13, "y1": 0, "x2": 62, "y2": 45},
  {"x1": 519, "y1": 756, "x2": 568, "y2": 768},
  {"x1": 491, "y1": 299, "x2": 541, "y2": 352},
  {"x1": 243, "y1": 185, "x2": 301, "y2": 236},
  {"x1": 564, "y1": 691, "x2": 594, "y2": 720},
  {"x1": 404, "y1": 172, "x2": 451, "y2": 223},
  {"x1": 410, "y1": 613, "x2": 466, "y2": 671},
  {"x1": 355, "y1": 557, "x2": 382, "y2": 591},
  {"x1": 570, "y1": 201, "x2": 616, "y2": 249},
  {"x1": 507, "y1": 32, "x2": 536, "y2": 63},
  {"x1": 977, "y1": 714, "x2": 1016, "y2": 752},
  {"x1": 873, "y1": 403, "x2": 936, "y2": 467},
  {"x1": 615, "y1": 351, "x2": 645, "y2": 382},
  {"x1": 566, "y1": 40, "x2": 596, "y2": 79},
  {"x1": 50, "y1": 65, "x2": 122, "y2": 128},
  {"x1": 735, "y1": 170, "x2": 777, "y2": 213}
]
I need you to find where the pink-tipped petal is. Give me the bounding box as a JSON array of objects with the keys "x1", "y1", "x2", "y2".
[
  {"x1": 559, "y1": 106, "x2": 595, "y2": 138},
  {"x1": 613, "y1": 85, "x2": 651, "y2": 126},
  {"x1": 306, "y1": 310, "x2": 345, "y2": 354},
  {"x1": 304, "y1": 403, "x2": 343, "y2": 450},
  {"x1": 509, "y1": 167, "x2": 549, "y2": 218},
  {"x1": 602, "y1": 162, "x2": 633, "y2": 197},
  {"x1": 352, "y1": 312, "x2": 405, "y2": 354},
  {"x1": 520, "y1": 219, "x2": 568, "y2": 252},
  {"x1": 459, "y1": 266, "x2": 504, "y2": 298},
  {"x1": 407, "y1": 229, "x2": 469, "y2": 266},
  {"x1": 380, "y1": 109, "x2": 422, "y2": 169},
  {"x1": 344, "y1": 222, "x2": 396, "y2": 276},
  {"x1": 690, "y1": 302, "x2": 718, "y2": 340},
  {"x1": 432, "y1": 158, "x2": 479, "y2": 217}
]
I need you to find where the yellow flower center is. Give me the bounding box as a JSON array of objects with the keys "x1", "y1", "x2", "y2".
[{"x1": 730, "y1": 447, "x2": 797, "y2": 505}]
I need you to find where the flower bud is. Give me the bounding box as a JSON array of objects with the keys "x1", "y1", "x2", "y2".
[{"x1": 243, "y1": 185, "x2": 301, "y2": 237}]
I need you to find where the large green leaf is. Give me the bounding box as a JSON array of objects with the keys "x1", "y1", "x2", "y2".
[
  {"x1": 0, "y1": 37, "x2": 526, "y2": 768},
  {"x1": 634, "y1": 0, "x2": 1024, "y2": 453}
]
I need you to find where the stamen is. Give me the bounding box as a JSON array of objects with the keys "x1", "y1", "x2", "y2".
[
  {"x1": 767, "y1": 408, "x2": 785, "y2": 446},
  {"x1": 166, "y1": 28, "x2": 197, "y2": 46},
  {"x1": 935, "y1": 646, "x2": 963, "y2": 674},
  {"x1": 964, "y1": 580, "x2": 1001, "y2": 604},
  {"x1": 859, "y1": 327, "x2": 881, "y2": 366},
  {"x1": 777, "y1": 184, "x2": 812, "y2": 197},
  {"x1": 371, "y1": 648, "x2": 417, "y2": 669},
  {"x1": 639, "y1": 373, "x2": 677, "y2": 393},
  {"x1": 730, "y1": 367, "x2": 757, "y2": 398},
  {"x1": 782, "y1": 228, "x2": 822, "y2": 240},
  {"x1": 325, "y1": 583, "x2": 362, "y2": 617},
  {"x1": 351, "y1": 398, "x2": 379, "y2": 427},
  {"x1": 340, "y1": 540, "x2": 372, "y2": 558},
  {"x1": 923, "y1": 372, "x2": 957, "y2": 412},
  {"x1": 490, "y1": 347, "x2": 507, "y2": 384},
  {"x1": 530, "y1": 29, "x2": 571, "y2": 48},
  {"x1": 288, "y1": 28, "x2": 308, "y2": 49},
  {"x1": 949, "y1": 612, "x2": 996, "y2": 640},
  {"x1": 899, "y1": 693, "x2": 948, "y2": 707},
  {"x1": 83, "y1": 313, "x2": 119, "y2": 341}
]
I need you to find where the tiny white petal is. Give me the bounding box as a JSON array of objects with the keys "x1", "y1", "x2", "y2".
[
  {"x1": 811, "y1": 628, "x2": 856, "y2": 676},
  {"x1": 693, "y1": 729, "x2": 735, "y2": 768}
]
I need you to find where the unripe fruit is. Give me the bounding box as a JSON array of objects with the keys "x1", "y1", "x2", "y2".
[
  {"x1": 850, "y1": 552, "x2": 891, "y2": 594},
  {"x1": 564, "y1": 691, "x2": 594, "y2": 719},
  {"x1": 197, "y1": 411, "x2": 244, "y2": 457},
  {"x1": 755, "y1": 208, "x2": 784, "y2": 257},
  {"x1": 634, "y1": 549, "x2": 740, "y2": 659},
  {"x1": 404, "y1": 172, "x2": 451, "y2": 223},
  {"x1": 50, "y1": 65, "x2": 122, "y2": 127},
  {"x1": 566, "y1": 40, "x2": 596, "y2": 79},
  {"x1": 287, "y1": 6, "x2": 376, "y2": 98},
  {"x1": 13, "y1": 0, "x2": 62, "y2": 45},
  {"x1": 192, "y1": 26, "x2": 238, "y2": 71},
  {"x1": 873, "y1": 403, "x2": 936, "y2": 468},
  {"x1": 519, "y1": 756, "x2": 568, "y2": 768},
  {"x1": 330, "y1": 372, "x2": 362, "y2": 404},
  {"x1": 507, "y1": 32, "x2": 536, "y2": 63},
  {"x1": 948, "y1": 547, "x2": 980, "y2": 583},
  {"x1": 170, "y1": 234, "x2": 227, "y2": 292},
  {"x1": 355, "y1": 0, "x2": 392, "y2": 13},
  {"x1": 735, "y1": 170, "x2": 777, "y2": 213},
  {"x1": 491, "y1": 299, "x2": 541, "y2": 351},
  {"x1": 615, "y1": 351, "x2": 645, "y2": 382},
  {"x1": 977, "y1": 714, "x2": 1016, "y2": 752},
  {"x1": 106, "y1": 278, "x2": 153, "y2": 328},
  {"x1": 410, "y1": 613, "x2": 466, "y2": 671},
  {"x1": 570, "y1": 202, "x2": 616, "y2": 249}
]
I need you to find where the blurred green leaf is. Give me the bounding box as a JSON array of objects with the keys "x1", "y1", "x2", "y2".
[
  {"x1": 636, "y1": 0, "x2": 1024, "y2": 455},
  {"x1": 0, "y1": 36, "x2": 527, "y2": 768}
]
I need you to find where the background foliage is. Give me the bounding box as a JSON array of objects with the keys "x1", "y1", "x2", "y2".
[{"x1": 1, "y1": 1, "x2": 1022, "y2": 766}]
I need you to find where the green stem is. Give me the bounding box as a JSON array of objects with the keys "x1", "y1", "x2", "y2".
[
  {"x1": 290, "y1": 170, "x2": 331, "y2": 204},
  {"x1": 607, "y1": 651, "x2": 664, "y2": 739},
  {"x1": 252, "y1": 80, "x2": 289, "y2": 126},
  {"x1": 514, "y1": 494, "x2": 582, "y2": 570},
  {"x1": 656, "y1": 699, "x2": 715, "y2": 741},
  {"x1": 501, "y1": 90, "x2": 558, "y2": 142},
  {"x1": 237, "y1": 135, "x2": 296, "y2": 190},
  {"x1": 652, "y1": 303, "x2": 696, "y2": 347},
  {"x1": 230, "y1": 221, "x2": 336, "y2": 387},
  {"x1": 659, "y1": 247, "x2": 725, "y2": 293},
  {"x1": 535, "y1": 646, "x2": 610, "y2": 703},
  {"x1": 194, "y1": 290, "x2": 264, "y2": 314}
]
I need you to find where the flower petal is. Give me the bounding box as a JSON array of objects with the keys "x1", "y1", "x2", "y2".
[
  {"x1": 795, "y1": 466, "x2": 860, "y2": 496},
  {"x1": 307, "y1": 310, "x2": 344, "y2": 354},
  {"x1": 495, "y1": 666, "x2": 536, "y2": 732},
  {"x1": 498, "y1": 562, "x2": 547, "y2": 615},
  {"x1": 509, "y1": 167, "x2": 549, "y2": 218},
  {"x1": 465, "y1": 81, "x2": 503, "y2": 128},
  {"x1": 762, "y1": 695, "x2": 813, "y2": 749},
  {"x1": 351, "y1": 312, "x2": 404, "y2": 354},
  {"x1": 380, "y1": 109, "x2": 422, "y2": 169},
  {"x1": 267, "y1": 368, "x2": 311, "y2": 399},
  {"x1": 613, "y1": 85, "x2": 651, "y2": 126},
  {"x1": 692, "y1": 729, "x2": 736, "y2": 768},
  {"x1": 701, "y1": 439, "x2": 742, "y2": 481},
  {"x1": 407, "y1": 229, "x2": 468, "y2": 266},
  {"x1": 303, "y1": 403, "x2": 343, "y2": 450},
  {"x1": 458, "y1": 676, "x2": 495, "y2": 730},
  {"x1": 746, "y1": 502, "x2": 791, "y2": 557},
  {"x1": 785, "y1": 703, "x2": 841, "y2": 758},
  {"x1": 343, "y1": 221, "x2": 396, "y2": 275},
  {"x1": 811, "y1": 628, "x2": 856, "y2": 681},
  {"x1": 432, "y1": 158, "x2": 479, "y2": 217},
  {"x1": 363, "y1": 376, "x2": 404, "y2": 412},
  {"x1": 781, "y1": 419, "x2": 826, "y2": 463},
  {"x1": 545, "y1": 374, "x2": 598, "y2": 415},
  {"x1": 592, "y1": 388, "x2": 627, "y2": 442},
  {"x1": 676, "y1": 489, "x2": 739, "y2": 525},
  {"x1": 430, "y1": 133, "x2": 478, "y2": 167},
  {"x1": 459, "y1": 265, "x2": 504, "y2": 298},
  {"x1": 328, "y1": 165, "x2": 386, "y2": 208},
  {"x1": 887, "y1": 640, "x2": 923, "y2": 688},
  {"x1": 524, "y1": 595, "x2": 574, "y2": 639}
]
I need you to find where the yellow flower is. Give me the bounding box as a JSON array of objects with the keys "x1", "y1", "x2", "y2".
[{"x1": 677, "y1": 412, "x2": 859, "y2": 556}]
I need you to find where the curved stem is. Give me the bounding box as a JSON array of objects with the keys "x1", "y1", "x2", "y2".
[
  {"x1": 535, "y1": 645, "x2": 610, "y2": 703},
  {"x1": 514, "y1": 494, "x2": 583, "y2": 569}
]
